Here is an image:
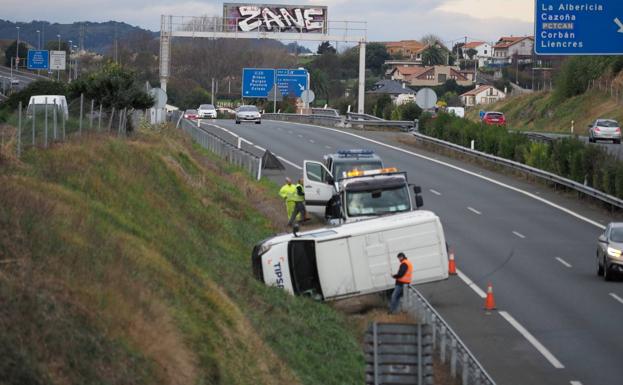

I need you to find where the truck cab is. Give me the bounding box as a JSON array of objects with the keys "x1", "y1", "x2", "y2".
[
  {"x1": 303, "y1": 149, "x2": 423, "y2": 222},
  {"x1": 251, "y1": 211, "x2": 449, "y2": 301}
]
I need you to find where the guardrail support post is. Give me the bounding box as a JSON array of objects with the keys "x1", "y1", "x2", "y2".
[
  {"x1": 470, "y1": 140, "x2": 475, "y2": 150},
  {"x1": 450, "y1": 338, "x2": 457, "y2": 378},
  {"x1": 373, "y1": 322, "x2": 379, "y2": 385}
]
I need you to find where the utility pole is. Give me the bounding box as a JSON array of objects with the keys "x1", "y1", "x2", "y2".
[
  {"x1": 57, "y1": 34, "x2": 61, "y2": 81},
  {"x1": 15, "y1": 26, "x2": 20, "y2": 72}
]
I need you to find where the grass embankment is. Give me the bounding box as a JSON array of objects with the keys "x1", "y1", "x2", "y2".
[
  {"x1": 467, "y1": 88, "x2": 623, "y2": 134},
  {"x1": 0, "y1": 127, "x2": 364, "y2": 384}
]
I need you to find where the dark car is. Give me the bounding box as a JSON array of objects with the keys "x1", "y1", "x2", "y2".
[
  {"x1": 482, "y1": 111, "x2": 506, "y2": 126},
  {"x1": 597, "y1": 222, "x2": 623, "y2": 280}
]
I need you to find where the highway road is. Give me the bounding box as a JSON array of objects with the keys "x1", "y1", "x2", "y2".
[
  {"x1": 200, "y1": 118, "x2": 622, "y2": 385},
  {"x1": 0, "y1": 65, "x2": 50, "y2": 94}
]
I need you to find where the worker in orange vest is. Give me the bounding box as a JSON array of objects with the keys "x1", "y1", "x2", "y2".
[{"x1": 388, "y1": 252, "x2": 413, "y2": 314}]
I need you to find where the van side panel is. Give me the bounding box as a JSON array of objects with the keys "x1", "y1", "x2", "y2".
[{"x1": 315, "y1": 239, "x2": 357, "y2": 299}]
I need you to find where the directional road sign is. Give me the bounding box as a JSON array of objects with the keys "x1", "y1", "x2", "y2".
[
  {"x1": 276, "y1": 69, "x2": 308, "y2": 98},
  {"x1": 49, "y1": 50, "x2": 66, "y2": 70},
  {"x1": 27, "y1": 50, "x2": 49, "y2": 70},
  {"x1": 242, "y1": 68, "x2": 309, "y2": 99},
  {"x1": 242, "y1": 68, "x2": 275, "y2": 98},
  {"x1": 535, "y1": 0, "x2": 623, "y2": 55}
]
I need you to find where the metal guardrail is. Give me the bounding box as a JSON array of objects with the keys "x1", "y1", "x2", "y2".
[
  {"x1": 311, "y1": 107, "x2": 340, "y2": 117},
  {"x1": 179, "y1": 119, "x2": 262, "y2": 180},
  {"x1": 347, "y1": 112, "x2": 384, "y2": 121},
  {"x1": 404, "y1": 287, "x2": 496, "y2": 385},
  {"x1": 263, "y1": 112, "x2": 416, "y2": 131},
  {"x1": 413, "y1": 132, "x2": 623, "y2": 209},
  {"x1": 348, "y1": 119, "x2": 416, "y2": 131}
]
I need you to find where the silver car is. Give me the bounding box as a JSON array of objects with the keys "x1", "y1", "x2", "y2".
[
  {"x1": 588, "y1": 119, "x2": 621, "y2": 144},
  {"x1": 197, "y1": 104, "x2": 217, "y2": 119},
  {"x1": 235, "y1": 105, "x2": 261, "y2": 124},
  {"x1": 597, "y1": 222, "x2": 623, "y2": 280}
]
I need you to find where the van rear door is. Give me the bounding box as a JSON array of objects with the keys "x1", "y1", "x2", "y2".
[
  {"x1": 260, "y1": 241, "x2": 294, "y2": 294},
  {"x1": 303, "y1": 160, "x2": 335, "y2": 215}
]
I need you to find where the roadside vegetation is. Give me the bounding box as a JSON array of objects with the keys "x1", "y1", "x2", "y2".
[
  {"x1": 0, "y1": 126, "x2": 364, "y2": 384},
  {"x1": 421, "y1": 112, "x2": 623, "y2": 198}
]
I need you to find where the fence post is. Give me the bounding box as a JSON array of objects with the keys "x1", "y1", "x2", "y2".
[
  {"x1": 440, "y1": 326, "x2": 447, "y2": 364},
  {"x1": 98, "y1": 105, "x2": 103, "y2": 131},
  {"x1": 17, "y1": 101, "x2": 22, "y2": 158},
  {"x1": 53, "y1": 102, "x2": 58, "y2": 140},
  {"x1": 90, "y1": 100, "x2": 94, "y2": 130},
  {"x1": 44, "y1": 97, "x2": 48, "y2": 148},
  {"x1": 79, "y1": 94, "x2": 84, "y2": 135},
  {"x1": 462, "y1": 352, "x2": 469, "y2": 385},
  {"x1": 450, "y1": 338, "x2": 458, "y2": 379},
  {"x1": 32, "y1": 102, "x2": 36, "y2": 145}
]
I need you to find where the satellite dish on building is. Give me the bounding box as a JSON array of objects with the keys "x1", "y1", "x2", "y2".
[
  {"x1": 415, "y1": 88, "x2": 438, "y2": 110},
  {"x1": 149, "y1": 88, "x2": 168, "y2": 109},
  {"x1": 301, "y1": 89, "x2": 315, "y2": 104}
]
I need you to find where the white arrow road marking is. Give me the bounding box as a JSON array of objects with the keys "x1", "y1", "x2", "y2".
[
  {"x1": 555, "y1": 257, "x2": 572, "y2": 268},
  {"x1": 615, "y1": 17, "x2": 623, "y2": 33},
  {"x1": 499, "y1": 311, "x2": 565, "y2": 369}
]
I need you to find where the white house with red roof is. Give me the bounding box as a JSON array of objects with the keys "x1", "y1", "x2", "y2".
[
  {"x1": 492, "y1": 36, "x2": 534, "y2": 65},
  {"x1": 462, "y1": 41, "x2": 492, "y2": 67},
  {"x1": 460, "y1": 85, "x2": 506, "y2": 107},
  {"x1": 390, "y1": 65, "x2": 473, "y2": 87}
]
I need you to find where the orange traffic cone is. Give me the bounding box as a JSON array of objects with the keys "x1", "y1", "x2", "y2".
[
  {"x1": 448, "y1": 248, "x2": 457, "y2": 275},
  {"x1": 484, "y1": 283, "x2": 496, "y2": 311}
]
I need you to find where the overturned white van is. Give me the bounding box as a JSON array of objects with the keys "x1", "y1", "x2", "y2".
[{"x1": 251, "y1": 211, "x2": 449, "y2": 301}]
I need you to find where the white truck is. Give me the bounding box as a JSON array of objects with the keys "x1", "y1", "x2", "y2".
[
  {"x1": 251, "y1": 211, "x2": 449, "y2": 301},
  {"x1": 304, "y1": 151, "x2": 424, "y2": 223}
]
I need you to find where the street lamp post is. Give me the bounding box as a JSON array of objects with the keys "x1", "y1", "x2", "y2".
[
  {"x1": 15, "y1": 26, "x2": 20, "y2": 72},
  {"x1": 36, "y1": 30, "x2": 40, "y2": 49},
  {"x1": 68, "y1": 40, "x2": 72, "y2": 83},
  {"x1": 57, "y1": 34, "x2": 61, "y2": 81}
]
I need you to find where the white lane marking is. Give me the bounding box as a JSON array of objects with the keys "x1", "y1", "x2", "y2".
[
  {"x1": 609, "y1": 293, "x2": 623, "y2": 305},
  {"x1": 555, "y1": 257, "x2": 572, "y2": 268},
  {"x1": 456, "y1": 269, "x2": 487, "y2": 298},
  {"x1": 513, "y1": 231, "x2": 526, "y2": 239},
  {"x1": 325, "y1": 145, "x2": 331, "y2": 149},
  {"x1": 429, "y1": 189, "x2": 442, "y2": 196},
  {"x1": 254, "y1": 144, "x2": 266, "y2": 152},
  {"x1": 467, "y1": 207, "x2": 482, "y2": 215},
  {"x1": 498, "y1": 311, "x2": 565, "y2": 369},
  {"x1": 277, "y1": 156, "x2": 303, "y2": 170},
  {"x1": 309, "y1": 139, "x2": 315, "y2": 143},
  {"x1": 570, "y1": 381, "x2": 583, "y2": 385},
  {"x1": 277, "y1": 121, "x2": 606, "y2": 230}
]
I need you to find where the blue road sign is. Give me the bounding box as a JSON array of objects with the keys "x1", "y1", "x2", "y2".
[
  {"x1": 276, "y1": 69, "x2": 308, "y2": 98},
  {"x1": 27, "y1": 50, "x2": 49, "y2": 70},
  {"x1": 242, "y1": 68, "x2": 275, "y2": 98},
  {"x1": 242, "y1": 68, "x2": 309, "y2": 99},
  {"x1": 535, "y1": 0, "x2": 623, "y2": 55}
]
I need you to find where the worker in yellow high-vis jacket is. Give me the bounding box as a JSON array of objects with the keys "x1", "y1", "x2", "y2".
[{"x1": 279, "y1": 177, "x2": 297, "y2": 222}]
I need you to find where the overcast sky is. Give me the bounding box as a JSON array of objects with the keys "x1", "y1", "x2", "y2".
[{"x1": 4, "y1": 0, "x2": 535, "y2": 44}]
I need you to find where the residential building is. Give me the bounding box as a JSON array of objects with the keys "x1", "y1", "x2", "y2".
[
  {"x1": 460, "y1": 85, "x2": 506, "y2": 107},
  {"x1": 491, "y1": 36, "x2": 534, "y2": 65},
  {"x1": 390, "y1": 65, "x2": 473, "y2": 87},
  {"x1": 367, "y1": 80, "x2": 416, "y2": 105},
  {"x1": 462, "y1": 41, "x2": 492, "y2": 67},
  {"x1": 382, "y1": 40, "x2": 427, "y2": 61},
  {"x1": 384, "y1": 60, "x2": 422, "y2": 76}
]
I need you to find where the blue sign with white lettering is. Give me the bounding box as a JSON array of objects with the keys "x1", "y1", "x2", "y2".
[
  {"x1": 276, "y1": 69, "x2": 308, "y2": 98},
  {"x1": 242, "y1": 68, "x2": 275, "y2": 98},
  {"x1": 242, "y1": 68, "x2": 309, "y2": 98},
  {"x1": 27, "y1": 50, "x2": 49, "y2": 70},
  {"x1": 535, "y1": 0, "x2": 623, "y2": 55}
]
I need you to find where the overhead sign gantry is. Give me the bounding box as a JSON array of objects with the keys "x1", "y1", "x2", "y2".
[{"x1": 159, "y1": 3, "x2": 368, "y2": 113}]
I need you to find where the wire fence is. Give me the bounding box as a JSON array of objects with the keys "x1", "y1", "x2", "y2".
[
  {"x1": 587, "y1": 78, "x2": 623, "y2": 104},
  {"x1": 0, "y1": 94, "x2": 143, "y2": 159},
  {"x1": 178, "y1": 118, "x2": 262, "y2": 180}
]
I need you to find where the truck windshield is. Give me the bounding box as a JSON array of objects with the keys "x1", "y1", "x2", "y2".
[
  {"x1": 334, "y1": 161, "x2": 383, "y2": 180},
  {"x1": 346, "y1": 185, "x2": 410, "y2": 217},
  {"x1": 288, "y1": 240, "x2": 323, "y2": 299}
]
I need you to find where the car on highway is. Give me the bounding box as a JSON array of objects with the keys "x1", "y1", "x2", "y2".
[
  {"x1": 588, "y1": 119, "x2": 621, "y2": 144},
  {"x1": 235, "y1": 105, "x2": 261, "y2": 124},
  {"x1": 10, "y1": 78, "x2": 20, "y2": 86},
  {"x1": 597, "y1": 222, "x2": 623, "y2": 280},
  {"x1": 197, "y1": 104, "x2": 217, "y2": 119},
  {"x1": 481, "y1": 111, "x2": 506, "y2": 126},
  {"x1": 183, "y1": 109, "x2": 198, "y2": 120}
]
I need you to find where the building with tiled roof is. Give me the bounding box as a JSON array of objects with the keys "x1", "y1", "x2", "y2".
[
  {"x1": 492, "y1": 36, "x2": 534, "y2": 65},
  {"x1": 390, "y1": 65, "x2": 473, "y2": 87},
  {"x1": 462, "y1": 41, "x2": 493, "y2": 67},
  {"x1": 381, "y1": 40, "x2": 427, "y2": 61},
  {"x1": 460, "y1": 85, "x2": 506, "y2": 107}
]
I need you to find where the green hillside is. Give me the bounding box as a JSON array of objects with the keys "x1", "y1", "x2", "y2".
[
  {"x1": 472, "y1": 88, "x2": 623, "y2": 135},
  {"x1": 0, "y1": 127, "x2": 364, "y2": 384}
]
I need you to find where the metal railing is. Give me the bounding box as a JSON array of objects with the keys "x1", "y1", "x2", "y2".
[
  {"x1": 262, "y1": 112, "x2": 344, "y2": 127},
  {"x1": 404, "y1": 287, "x2": 496, "y2": 385},
  {"x1": 179, "y1": 119, "x2": 262, "y2": 180},
  {"x1": 413, "y1": 132, "x2": 623, "y2": 209}
]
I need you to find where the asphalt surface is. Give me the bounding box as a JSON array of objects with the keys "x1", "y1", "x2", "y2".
[
  {"x1": 529, "y1": 131, "x2": 623, "y2": 158},
  {"x1": 0, "y1": 65, "x2": 50, "y2": 94},
  {"x1": 199, "y1": 118, "x2": 623, "y2": 385}
]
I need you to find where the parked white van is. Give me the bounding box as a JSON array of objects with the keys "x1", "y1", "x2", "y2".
[
  {"x1": 251, "y1": 211, "x2": 448, "y2": 301},
  {"x1": 27, "y1": 95, "x2": 69, "y2": 119}
]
